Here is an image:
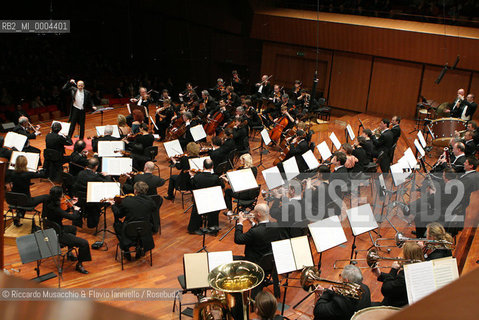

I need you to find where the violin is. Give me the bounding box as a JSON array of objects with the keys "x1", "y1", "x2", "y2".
[
  {"x1": 101, "y1": 193, "x2": 135, "y2": 205},
  {"x1": 114, "y1": 149, "x2": 131, "y2": 157},
  {"x1": 61, "y1": 194, "x2": 75, "y2": 211}
]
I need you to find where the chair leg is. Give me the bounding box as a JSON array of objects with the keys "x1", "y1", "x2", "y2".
[
  {"x1": 181, "y1": 192, "x2": 185, "y2": 209},
  {"x1": 149, "y1": 249, "x2": 152, "y2": 266},
  {"x1": 121, "y1": 249, "x2": 124, "y2": 270},
  {"x1": 115, "y1": 243, "x2": 119, "y2": 261}
]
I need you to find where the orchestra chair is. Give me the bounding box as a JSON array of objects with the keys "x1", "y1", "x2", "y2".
[
  {"x1": 43, "y1": 149, "x2": 63, "y2": 182},
  {"x1": 115, "y1": 220, "x2": 154, "y2": 270},
  {"x1": 315, "y1": 98, "x2": 331, "y2": 121},
  {"x1": 389, "y1": 143, "x2": 397, "y2": 164},
  {"x1": 148, "y1": 194, "x2": 163, "y2": 235},
  {"x1": 232, "y1": 185, "x2": 261, "y2": 215},
  {"x1": 5, "y1": 192, "x2": 42, "y2": 232},
  {"x1": 257, "y1": 252, "x2": 281, "y2": 298},
  {"x1": 214, "y1": 161, "x2": 230, "y2": 176},
  {"x1": 172, "y1": 275, "x2": 206, "y2": 320},
  {"x1": 61, "y1": 172, "x2": 75, "y2": 197},
  {"x1": 173, "y1": 174, "x2": 193, "y2": 209},
  {"x1": 42, "y1": 218, "x2": 79, "y2": 273},
  {"x1": 144, "y1": 146, "x2": 158, "y2": 161}
]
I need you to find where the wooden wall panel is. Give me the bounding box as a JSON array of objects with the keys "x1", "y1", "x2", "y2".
[
  {"x1": 420, "y1": 66, "x2": 472, "y2": 106},
  {"x1": 470, "y1": 72, "x2": 479, "y2": 121},
  {"x1": 367, "y1": 58, "x2": 422, "y2": 118},
  {"x1": 328, "y1": 52, "x2": 372, "y2": 112}
]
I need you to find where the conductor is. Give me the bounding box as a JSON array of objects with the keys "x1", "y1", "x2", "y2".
[{"x1": 63, "y1": 79, "x2": 96, "y2": 140}]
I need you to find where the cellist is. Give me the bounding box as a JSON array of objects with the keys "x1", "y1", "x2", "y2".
[{"x1": 207, "y1": 98, "x2": 231, "y2": 135}]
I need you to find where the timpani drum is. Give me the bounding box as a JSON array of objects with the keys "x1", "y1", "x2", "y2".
[
  {"x1": 430, "y1": 117, "x2": 466, "y2": 147},
  {"x1": 351, "y1": 306, "x2": 401, "y2": 320}
]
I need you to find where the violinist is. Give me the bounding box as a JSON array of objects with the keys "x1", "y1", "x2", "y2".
[
  {"x1": 164, "y1": 142, "x2": 200, "y2": 201},
  {"x1": 209, "y1": 136, "x2": 227, "y2": 169},
  {"x1": 253, "y1": 75, "x2": 272, "y2": 110},
  {"x1": 188, "y1": 159, "x2": 224, "y2": 235},
  {"x1": 72, "y1": 157, "x2": 112, "y2": 228},
  {"x1": 69, "y1": 140, "x2": 89, "y2": 177},
  {"x1": 111, "y1": 181, "x2": 157, "y2": 261},
  {"x1": 179, "y1": 111, "x2": 200, "y2": 149},
  {"x1": 418, "y1": 222, "x2": 453, "y2": 261},
  {"x1": 130, "y1": 123, "x2": 154, "y2": 151},
  {"x1": 291, "y1": 80, "x2": 302, "y2": 102},
  {"x1": 46, "y1": 122, "x2": 73, "y2": 156},
  {"x1": 122, "y1": 161, "x2": 165, "y2": 196},
  {"x1": 131, "y1": 109, "x2": 145, "y2": 134},
  {"x1": 283, "y1": 129, "x2": 309, "y2": 172},
  {"x1": 158, "y1": 89, "x2": 171, "y2": 104},
  {"x1": 225, "y1": 86, "x2": 240, "y2": 108},
  {"x1": 199, "y1": 90, "x2": 217, "y2": 116},
  {"x1": 243, "y1": 98, "x2": 262, "y2": 129},
  {"x1": 92, "y1": 125, "x2": 121, "y2": 152},
  {"x1": 118, "y1": 114, "x2": 132, "y2": 138},
  {"x1": 230, "y1": 70, "x2": 243, "y2": 95},
  {"x1": 296, "y1": 89, "x2": 311, "y2": 112},
  {"x1": 7, "y1": 155, "x2": 48, "y2": 227},
  {"x1": 154, "y1": 98, "x2": 174, "y2": 141},
  {"x1": 220, "y1": 128, "x2": 236, "y2": 155},
  {"x1": 211, "y1": 78, "x2": 226, "y2": 99},
  {"x1": 268, "y1": 84, "x2": 283, "y2": 110},
  {"x1": 13, "y1": 116, "x2": 41, "y2": 154},
  {"x1": 231, "y1": 115, "x2": 249, "y2": 152},
  {"x1": 43, "y1": 186, "x2": 92, "y2": 274},
  {"x1": 179, "y1": 82, "x2": 199, "y2": 110},
  {"x1": 130, "y1": 87, "x2": 153, "y2": 113}
]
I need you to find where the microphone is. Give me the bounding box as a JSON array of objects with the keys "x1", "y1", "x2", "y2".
[
  {"x1": 451, "y1": 55, "x2": 460, "y2": 69},
  {"x1": 434, "y1": 64, "x2": 448, "y2": 84}
]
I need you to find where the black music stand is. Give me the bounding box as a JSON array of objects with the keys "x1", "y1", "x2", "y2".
[
  {"x1": 91, "y1": 107, "x2": 114, "y2": 126},
  {"x1": 16, "y1": 229, "x2": 61, "y2": 285},
  {"x1": 92, "y1": 203, "x2": 116, "y2": 250}
]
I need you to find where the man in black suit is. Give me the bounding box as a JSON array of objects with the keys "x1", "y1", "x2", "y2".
[
  {"x1": 232, "y1": 115, "x2": 249, "y2": 152},
  {"x1": 284, "y1": 130, "x2": 310, "y2": 173},
  {"x1": 390, "y1": 115, "x2": 401, "y2": 145},
  {"x1": 467, "y1": 121, "x2": 479, "y2": 145},
  {"x1": 13, "y1": 116, "x2": 41, "y2": 154},
  {"x1": 448, "y1": 88, "x2": 466, "y2": 118},
  {"x1": 461, "y1": 157, "x2": 479, "y2": 209},
  {"x1": 63, "y1": 79, "x2": 96, "y2": 140},
  {"x1": 253, "y1": 75, "x2": 272, "y2": 110},
  {"x1": 371, "y1": 119, "x2": 394, "y2": 173},
  {"x1": 447, "y1": 141, "x2": 466, "y2": 173},
  {"x1": 360, "y1": 129, "x2": 374, "y2": 162},
  {"x1": 209, "y1": 136, "x2": 228, "y2": 170},
  {"x1": 46, "y1": 122, "x2": 73, "y2": 156},
  {"x1": 72, "y1": 158, "x2": 111, "y2": 228},
  {"x1": 352, "y1": 137, "x2": 369, "y2": 172},
  {"x1": 464, "y1": 131, "x2": 476, "y2": 157},
  {"x1": 111, "y1": 181, "x2": 156, "y2": 260},
  {"x1": 461, "y1": 94, "x2": 477, "y2": 121},
  {"x1": 188, "y1": 159, "x2": 224, "y2": 234},
  {"x1": 92, "y1": 125, "x2": 121, "y2": 152},
  {"x1": 123, "y1": 161, "x2": 165, "y2": 195},
  {"x1": 199, "y1": 90, "x2": 217, "y2": 116},
  {"x1": 314, "y1": 265, "x2": 371, "y2": 320},
  {"x1": 179, "y1": 111, "x2": 200, "y2": 149},
  {"x1": 69, "y1": 140, "x2": 89, "y2": 176}
]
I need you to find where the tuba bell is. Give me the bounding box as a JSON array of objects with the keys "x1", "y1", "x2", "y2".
[{"x1": 300, "y1": 267, "x2": 363, "y2": 300}]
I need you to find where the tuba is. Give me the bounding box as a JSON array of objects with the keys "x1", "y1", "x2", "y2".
[
  {"x1": 300, "y1": 267, "x2": 363, "y2": 300},
  {"x1": 193, "y1": 261, "x2": 264, "y2": 320}
]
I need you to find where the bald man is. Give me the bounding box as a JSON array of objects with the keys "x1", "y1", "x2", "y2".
[
  {"x1": 122, "y1": 161, "x2": 165, "y2": 195},
  {"x1": 449, "y1": 88, "x2": 466, "y2": 118},
  {"x1": 63, "y1": 79, "x2": 96, "y2": 139}
]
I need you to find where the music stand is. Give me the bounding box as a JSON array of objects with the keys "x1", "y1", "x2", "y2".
[
  {"x1": 192, "y1": 186, "x2": 227, "y2": 252},
  {"x1": 346, "y1": 204, "x2": 379, "y2": 259},
  {"x1": 253, "y1": 128, "x2": 271, "y2": 169},
  {"x1": 91, "y1": 107, "x2": 114, "y2": 126},
  {"x1": 16, "y1": 229, "x2": 61, "y2": 285},
  {"x1": 357, "y1": 118, "x2": 365, "y2": 137}
]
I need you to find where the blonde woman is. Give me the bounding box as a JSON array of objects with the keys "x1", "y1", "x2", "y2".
[
  {"x1": 117, "y1": 114, "x2": 131, "y2": 138},
  {"x1": 420, "y1": 222, "x2": 453, "y2": 261}
]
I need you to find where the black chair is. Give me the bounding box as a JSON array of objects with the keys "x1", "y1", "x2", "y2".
[
  {"x1": 149, "y1": 194, "x2": 163, "y2": 234},
  {"x1": 115, "y1": 220, "x2": 154, "y2": 270},
  {"x1": 174, "y1": 173, "x2": 193, "y2": 209},
  {"x1": 42, "y1": 219, "x2": 78, "y2": 271},
  {"x1": 144, "y1": 146, "x2": 159, "y2": 161},
  {"x1": 389, "y1": 143, "x2": 397, "y2": 164},
  {"x1": 233, "y1": 185, "x2": 261, "y2": 214},
  {"x1": 172, "y1": 275, "x2": 206, "y2": 319},
  {"x1": 227, "y1": 149, "x2": 238, "y2": 169},
  {"x1": 215, "y1": 161, "x2": 231, "y2": 176},
  {"x1": 43, "y1": 149, "x2": 63, "y2": 182},
  {"x1": 5, "y1": 192, "x2": 41, "y2": 231},
  {"x1": 61, "y1": 172, "x2": 75, "y2": 196},
  {"x1": 257, "y1": 253, "x2": 281, "y2": 298}
]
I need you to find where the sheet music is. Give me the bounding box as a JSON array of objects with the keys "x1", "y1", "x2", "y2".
[
  {"x1": 346, "y1": 204, "x2": 378, "y2": 236},
  {"x1": 163, "y1": 139, "x2": 183, "y2": 158},
  {"x1": 417, "y1": 131, "x2": 427, "y2": 148},
  {"x1": 302, "y1": 150, "x2": 320, "y2": 170},
  {"x1": 9, "y1": 151, "x2": 39, "y2": 172},
  {"x1": 97, "y1": 141, "x2": 125, "y2": 157},
  {"x1": 193, "y1": 186, "x2": 227, "y2": 214},
  {"x1": 96, "y1": 125, "x2": 121, "y2": 138},
  {"x1": 432, "y1": 258, "x2": 459, "y2": 289},
  {"x1": 404, "y1": 261, "x2": 436, "y2": 304},
  {"x1": 101, "y1": 157, "x2": 132, "y2": 176},
  {"x1": 190, "y1": 124, "x2": 207, "y2": 142},
  {"x1": 329, "y1": 132, "x2": 341, "y2": 150},
  {"x1": 51, "y1": 121, "x2": 70, "y2": 136},
  {"x1": 4, "y1": 131, "x2": 27, "y2": 151},
  {"x1": 308, "y1": 216, "x2": 347, "y2": 252},
  {"x1": 184, "y1": 253, "x2": 210, "y2": 289},
  {"x1": 126, "y1": 104, "x2": 132, "y2": 114},
  {"x1": 261, "y1": 128, "x2": 272, "y2": 145},
  {"x1": 271, "y1": 239, "x2": 297, "y2": 274},
  {"x1": 403, "y1": 148, "x2": 417, "y2": 169},
  {"x1": 282, "y1": 156, "x2": 300, "y2": 181},
  {"x1": 316, "y1": 141, "x2": 332, "y2": 160},
  {"x1": 188, "y1": 156, "x2": 211, "y2": 170},
  {"x1": 208, "y1": 251, "x2": 233, "y2": 272},
  {"x1": 390, "y1": 162, "x2": 409, "y2": 187},
  {"x1": 290, "y1": 236, "x2": 314, "y2": 270},
  {"x1": 226, "y1": 168, "x2": 258, "y2": 193},
  {"x1": 414, "y1": 139, "x2": 426, "y2": 158},
  {"x1": 346, "y1": 124, "x2": 356, "y2": 141},
  {"x1": 262, "y1": 166, "x2": 284, "y2": 190},
  {"x1": 86, "y1": 182, "x2": 121, "y2": 202}
]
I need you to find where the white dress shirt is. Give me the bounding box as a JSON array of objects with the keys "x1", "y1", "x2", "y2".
[{"x1": 73, "y1": 89, "x2": 85, "y2": 110}]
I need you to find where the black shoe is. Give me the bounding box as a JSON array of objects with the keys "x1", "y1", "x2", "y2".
[
  {"x1": 188, "y1": 230, "x2": 204, "y2": 235},
  {"x1": 124, "y1": 252, "x2": 132, "y2": 261},
  {"x1": 135, "y1": 248, "x2": 144, "y2": 260},
  {"x1": 164, "y1": 195, "x2": 175, "y2": 201},
  {"x1": 67, "y1": 252, "x2": 78, "y2": 261},
  {"x1": 13, "y1": 218, "x2": 22, "y2": 227},
  {"x1": 75, "y1": 264, "x2": 89, "y2": 274}
]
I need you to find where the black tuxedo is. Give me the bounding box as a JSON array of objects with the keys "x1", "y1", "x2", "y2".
[
  {"x1": 463, "y1": 101, "x2": 477, "y2": 120},
  {"x1": 234, "y1": 222, "x2": 282, "y2": 264},
  {"x1": 362, "y1": 139, "x2": 374, "y2": 162},
  {"x1": 377, "y1": 269, "x2": 408, "y2": 307},
  {"x1": 233, "y1": 125, "x2": 249, "y2": 151},
  {"x1": 62, "y1": 81, "x2": 94, "y2": 139},
  {"x1": 133, "y1": 133, "x2": 154, "y2": 151},
  {"x1": 461, "y1": 170, "x2": 479, "y2": 208},
  {"x1": 450, "y1": 98, "x2": 466, "y2": 118},
  {"x1": 465, "y1": 139, "x2": 476, "y2": 157},
  {"x1": 112, "y1": 194, "x2": 156, "y2": 250},
  {"x1": 352, "y1": 146, "x2": 368, "y2": 172},
  {"x1": 450, "y1": 153, "x2": 466, "y2": 173},
  {"x1": 391, "y1": 124, "x2": 401, "y2": 145},
  {"x1": 372, "y1": 129, "x2": 394, "y2": 172},
  {"x1": 224, "y1": 167, "x2": 259, "y2": 210},
  {"x1": 188, "y1": 171, "x2": 224, "y2": 232},
  {"x1": 286, "y1": 139, "x2": 310, "y2": 173},
  {"x1": 124, "y1": 172, "x2": 165, "y2": 195},
  {"x1": 179, "y1": 119, "x2": 200, "y2": 149},
  {"x1": 69, "y1": 151, "x2": 88, "y2": 176},
  {"x1": 46, "y1": 132, "x2": 73, "y2": 155}
]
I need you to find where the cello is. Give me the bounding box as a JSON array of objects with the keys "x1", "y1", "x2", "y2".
[
  {"x1": 269, "y1": 114, "x2": 289, "y2": 145},
  {"x1": 204, "y1": 109, "x2": 225, "y2": 136},
  {"x1": 165, "y1": 115, "x2": 186, "y2": 141}
]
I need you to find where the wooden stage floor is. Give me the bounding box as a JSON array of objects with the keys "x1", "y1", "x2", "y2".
[{"x1": 2, "y1": 107, "x2": 478, "y2": 319}]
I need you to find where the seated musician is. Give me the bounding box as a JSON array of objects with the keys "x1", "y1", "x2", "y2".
[
  {"x1": 131, "y1": 123, "x2": 154, "y2": 151},
  {"x1": 45, "y1": 122, "x2": 73, "y2": 157},
  {"x1": 111, "y1": 181, "x2": 157, "y2": 261},
  {"x1": 296, "y1": 89, "x2": 310, "y2": 110},
  {"x1": 435, "y1": 141, "x2": 466, "y2": 173},
  {"x1": 0, "y1": 136, "x2": 13, "y2": 160},
  {"x1": 179, "y1": 111, "x2": 200, "y2": 149},
  {"x1": 360, "y1": 129, "x2": 374, "y2": 162},
  {"x1": 284, "y1": 129, "x2": 310, "y2": 173},
  {"x1": 446, "y1": 88, "x2": 466, "y2": 118},
  {"x1": 304, "y1": 165, "x2": 342, "y2": 220},
  {"x1": 231, "y1": 70, "x2": 243, "y2": 95},
  {"x1": 122, "y1": 161, "x2": 165, "y2": 195},
  {"x1": 158, "y1": 89, "x2": 171, "y2": 103},
  {"x1": 461, "y1": 93, "x2": 477, "y2": 121},
  {"x1": 371, "y1": 119, "x2": 394, "y2": 173},
  {"x1": 254, "y1": 291, "x2": 280, "y2": 320},
  {"x1": 208, "y1": 99, "x2": 231, "y2": 135},
  {"x1": 131, "y1": 109, "x2": 144, "y2": 134},
  {"x1": 8, "y1": 155, "x2": 48, "y2": 226},
  {"x1": 462, "y1": 130, "x2": 476, "y2": 157},
  {"x1": 69, "y1": 140, "x2": 89, "y2": 177},
  {"x1": 72, "y1": 157, "x2": 112, "y2": 228},
  {"x1": 372, "y1": 241, "x2": 424, "y2": 307},
  {"x1": 418, "y1": 222, "x2": 453, "y2": 261},
  {"x1": 225, "y1": 86, "x2": 241, "y2": 107},
  {"x1": 352, "y1": 137, "x2": 370, "y2": 172},
  {"x1": 92, "y1": 124, "x2": 121, "y2": 152},
  {"x1": 209, "y1": 136, "x2": 227, "y2": 169},
  {"x1": 390, "y1": 116, "x2": 401, "y2": 145},
  {"x1": 291, "y1": 79, "x2": 302, "y2": 102},
  {"x1": 219, "y1": 128, "x2": 236, "y2": 156},
  {"x1": 199, "y1": 90, "x2": 216, "y2": 117},
  {"x1": 179, "y1": 82, "x2": 199, "y2": 111},
  {"x1": 340, "y1": 143, "x2": 358, "y2": 171},
  {"x1": 126, "y1": 87, "x2": 151, "y2": 127},
  {"x1": 329, "y1": 152, "x2": 349, "y2": 186},
  {"x1": 155, "y1": 98, "x2": 174, "y2": 141},
  {"x1": 461, "y1": 156, "x2": 479, "y2": 195},
  {"x1": 13, "y1": 116, "x2": 41, "y2": 154},
  {"x1": 232, "y1": 115, "x2": 249, "y2": 152},
  {"x1": 164, "y1": 142, "x2": 200, "y2": 201},
  {"x1": 243, "y1": 98, "x2": 263, "y2": 129},
  {"x1": 117, "y1": 114, "x2": 132, "y2": 138},
  {"x1": 467, "y1": 120, "x2": 479, "y2": 145},
  {"x1": 253, "y1": 75, "x2": 272, "y2": 110},
  {"x1": 313, "y1": 265, "x2": 371, "y2": 320},
  {"x1": 187, "y1": 159, "x2": 224, "y2": 235},
  {"x1": 223, "y1": 153, "x2": 258, "y2": 217},
  {"x1": 211, "y1": 78, "x2": 225, "y2": 99},
  {"x1": 43, "y1": 186, "x2": 91, "y2": 274}
]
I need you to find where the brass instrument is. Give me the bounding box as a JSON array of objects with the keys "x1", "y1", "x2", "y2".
[
  {"x1": 374, "y1": 232, "x2": 454, "y2": 249},
  {"x1": 193, "y1": 261, "x2": 264, "y2": 320},
  {"x1": 333, "y1": 248, "x2": 421, "y2": 269},
  {"x1": 300, "y1": 267, "x2": 363, "y2": 300}
]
